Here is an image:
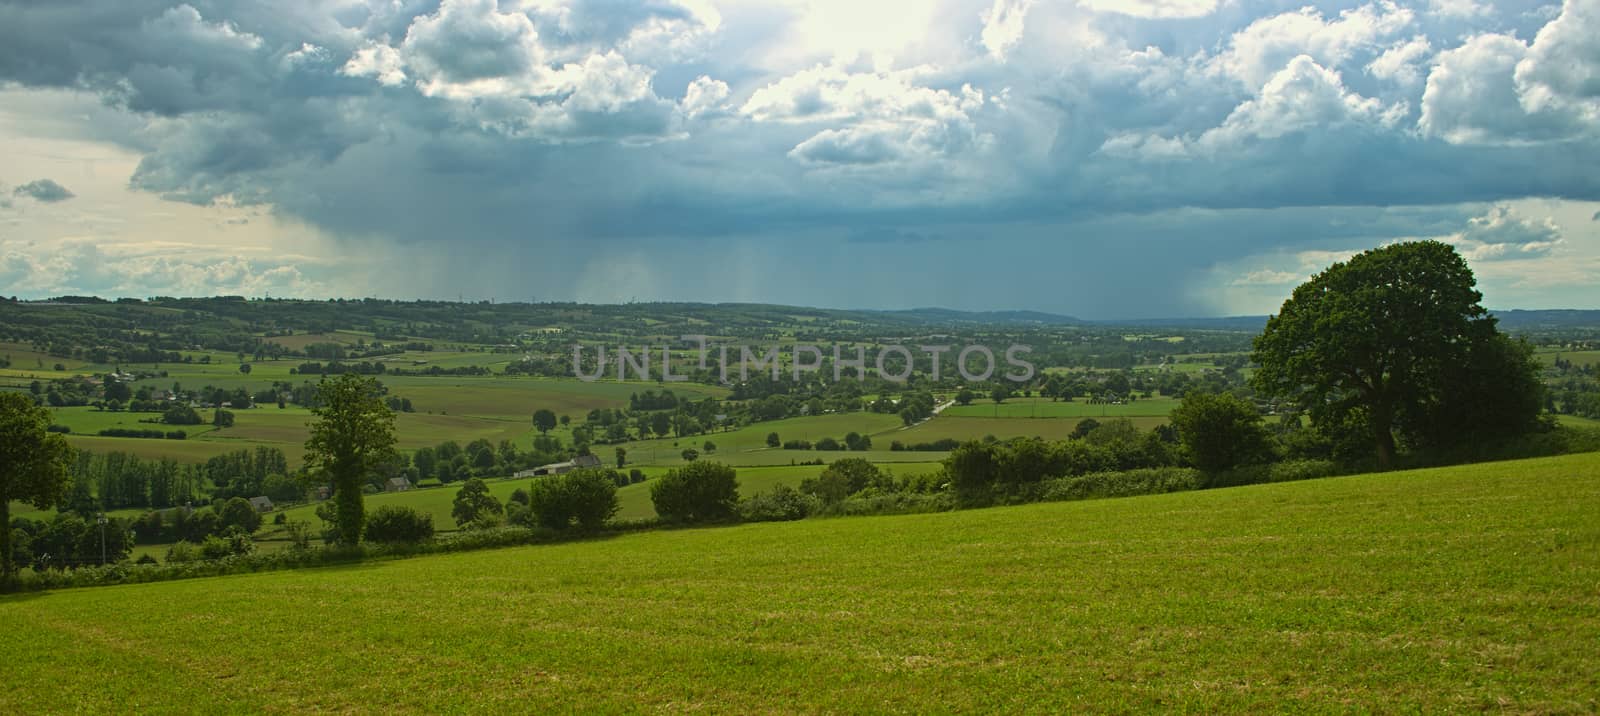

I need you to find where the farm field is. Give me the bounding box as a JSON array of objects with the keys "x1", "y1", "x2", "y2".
[
  {"x1": 3, "y1": 453, "x2": 1596, "y2": 711},
  {"x1": 943, "y1": 396, "x2": 1178, "y2": 419},
  {"x1": 611, "y1": 411, "x2": 907, "y2": 466},
  {"x1": 1536, "y1": 348, "x2": 1600, "y2": 369}
]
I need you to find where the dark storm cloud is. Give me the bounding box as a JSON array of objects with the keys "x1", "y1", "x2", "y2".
[
  {"x1": 0, "y1": 0, "x2": 1597, "y2": 313},
  {"x1": 13, "y1": 178, "x2": 75, "y2": 202}
]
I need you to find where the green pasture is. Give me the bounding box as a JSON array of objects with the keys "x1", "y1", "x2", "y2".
[{"x1": 4, "y1": 453, "x2": 1596, "y2": 711}]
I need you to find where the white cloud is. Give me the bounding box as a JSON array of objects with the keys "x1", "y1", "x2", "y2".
[
  {"x1": 1514, "y1": 0, "x2": 1600, "y2": 120},
  {"x1": 1427, "y1": 0, "x2": 1491, "y2": 19},
  {"x1": 1077, "y1": 0, "x2": 1220, "y2": 19},
  {"x1": 1200, "y1": 56, "x2": 1382, "y2": 147},
  {"x1": 1367, "y1": 36, "x2": 1432, "y2": 87},
  {"x1": 1419, "y1": 33, "x2": 1589, "y2": 144},
  {"x1": 1209, "y1": 1, "x2": 1413, "y2": 91},
  {"x1": 341, "y1": 41, "x2": 407, "y2": 87},
  {"x1": 981, "y1": 0, "x2": 1034, "y2": 60},
  {"x1": 1441, "y1": 205, "x2": 1563, "y2": 260},
  {"x1": 742, "y1": 65, "x2": 990, "y2": 164},
  {"x1": 681, "y1": 75, "x2": 732, "y2": 118}
]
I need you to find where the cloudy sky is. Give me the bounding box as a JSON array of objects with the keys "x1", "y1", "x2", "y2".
[{"x1": 1, "y1": 0, "x2": 1597, "y2": 318}]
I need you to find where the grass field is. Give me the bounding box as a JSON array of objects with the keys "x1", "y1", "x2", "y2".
[{"x1": 4, "y1": 453, "x2": 1596, "y2": 711}]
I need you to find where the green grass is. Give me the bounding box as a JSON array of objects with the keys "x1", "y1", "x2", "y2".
[
  {"x1": 1558, "y1": 414, "x2": 1600, "y2": 429},
  {"x1": 3, "y1": 453, "x2": 1596, "y2": 711}
]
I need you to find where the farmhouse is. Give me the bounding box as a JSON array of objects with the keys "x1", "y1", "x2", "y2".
[
  {"x1": 517, "y1": 453, "x2": 602, "y2": 477},
  {"x1": 385, "y1": 477, "x2": 413, "y2": 493},
  {"x1": 247, "y1": 496, "x2": 274, "y2": 513}
]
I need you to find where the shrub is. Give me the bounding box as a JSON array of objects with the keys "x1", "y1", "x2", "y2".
[
  {"x1": 164, "y1": 541, "x2": 200, "y2": 564},
  {"x1": 363, "y1": 506, "x2": 435, "y2": 544},
  {"x1": 782, "y1": 440, "x2": 812, "y2": 450},
  {"x1": 199, "y1": 530, "x2": 255, "y2": 560},
  {"x1": 1040, "y1": 467, "x2": 1203, "y2": 502},
  {"x1": 651, "y1": 461, "x2": 739, "y2": 523},
  {"x1": 740, "y1": 484, "x2": 819, "y2": 522},
  {"x1": 800, "y1": 458, "x2": 885, "y2": 504},
  {"x1": 525, "y1": 468, "x2": 619, "y2": 531}
]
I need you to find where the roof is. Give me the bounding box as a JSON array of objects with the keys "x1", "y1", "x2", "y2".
[
  {"x1": 386, "y1": 477, "x2": 410, "y2": 486},
  {"x1": 248, "y1": 496, "x2": 274, "y2": 507}
]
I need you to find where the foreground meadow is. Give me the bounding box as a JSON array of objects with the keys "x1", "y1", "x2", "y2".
[{"x1": 3, "y1": 454, "x2": 1597, "y2": 712}]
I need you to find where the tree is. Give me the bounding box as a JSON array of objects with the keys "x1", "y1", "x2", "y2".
[
  {"x1": 412, "y1": 447, "x2": 437, "y2": 481},
  {"x1": 451, "y1": 477, "x2": 504, "y2": 528},
  {"x1": 1252, "y1": 241, "x2": 1523, "y2": 470},
  {"x1": 955, "y1": 388, "x2": 975, "y2": 406},
  {"x1": 802, "y1": 458, "x2": 883, "y2": 504},
  {"x1": 766, "y1": 432, "x2": 780, "y2": 448},
  {"x1": 525, "y1": 469, "x2": 618, "y2": 531},
  {"x1": 681, "y1": 448, "x2": 699, "y2": 462},
  {"x1": 304, "y1": 374, "x2": 397, "y2": 545},
  {"x1": 615, "y1": 446, "x2": 627, "y2": 469},
  {"x1": 702, "y1": 441, "x2": 716, "y2": 454},
  {"x1": 0, "y1": 393, "x2": 75, "y2": 579},
  {"x1": 212, "y1": 408, "x2": 235, "y2": 428},
  {"x1": 651, "y1": 461, "x2": 739, "y2": 523},
  {"x1": 532, "y1": 409, "x2": 558, "y2": 434},
  {"x1": 163, "y1": 404, "x2": 202, "y2": 425},
  {"x1": 990, "y1": 386, "x2": 1009, "y2": 404},
  {"x1": 239, "y1": 363, "x2": 252, "y2": 375},
  {"x1": 1169, "y1": 391, "x2": 1272, "y2": 473},
  {"x1": 364, "y1": 506, "x2": 434, "y2": 544},
  {"x1": 218, "y1": 496, "x2": 263, "y2": 534}
]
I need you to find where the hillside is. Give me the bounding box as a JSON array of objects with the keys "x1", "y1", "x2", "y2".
[{"x1": 4, "y1": 453, "x2": 1597, "y2": 712}]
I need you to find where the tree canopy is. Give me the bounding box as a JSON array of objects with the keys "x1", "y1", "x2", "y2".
[
  {"x1": 0, "y1": 392, "x2": 76, "y2": 578},
  {"x1": 1251, "y1": 240, "x2": 1540, "y2": 469},
  {"x1": 304, "y1": 374, "x2": 397, "y2": 544}
]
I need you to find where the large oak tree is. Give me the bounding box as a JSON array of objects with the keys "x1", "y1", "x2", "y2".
[{"x1": 1251, "y1": 240, "x2": 1539, "y2": 470}]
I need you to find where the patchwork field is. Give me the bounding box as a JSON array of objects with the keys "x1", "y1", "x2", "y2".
[{"x1": 3, "y1": 453, "x2": 1596, "y2": 711}]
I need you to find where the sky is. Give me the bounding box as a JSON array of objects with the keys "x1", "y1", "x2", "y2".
[{"x1": 0, "y1": 0, "x2": 1597, "y2": 319}]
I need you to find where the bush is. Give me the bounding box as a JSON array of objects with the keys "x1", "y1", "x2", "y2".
[
  {"x1": 739, "y1": 484, "x2": 819, "y2": 522},
  {"x1": 199, "y1": 530, "x2": 255, "y2": 560},
  {"x1": 1040, "y1": 467, "x2": 1203, "y2": 502},
  {"x1": 525, "y1": 468, "x2": 619, "y2": 531},
  {"x1": 165, "y1": 541, "x2": 201, "y2": 564},
  {"x1": 163, "y1": 405, "x2": 203, "y2": 425},
  {"x1": 651, "y1": 461, "x2": 739, "y2": 523},
  {"x1": 363, "y1": 506, "x2": 435, "y2": 544}
]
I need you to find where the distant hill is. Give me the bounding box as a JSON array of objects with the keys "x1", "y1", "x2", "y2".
[{"x1": 876, "y1": 308, "x2": 1083, "y2": 326}]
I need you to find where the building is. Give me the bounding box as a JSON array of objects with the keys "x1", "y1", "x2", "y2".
[
  {"x1": 520, "y1": 453, "x2": 603, "y2": 477},
  {"x1": 248, "y1": 496, "x2": 274, "y2": 513},
  {"x1": 385, "y1": 477, "x2": 413, "y2": 493}
]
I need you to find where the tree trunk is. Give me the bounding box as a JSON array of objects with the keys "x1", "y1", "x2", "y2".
[{"x1": 1373, "y1": 411, "x2": 1397, "y2": 471}]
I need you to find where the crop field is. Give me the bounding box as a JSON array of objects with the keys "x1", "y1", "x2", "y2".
[
  {"x1": 943, "y1": 396, "x2": 1178, "y2": 419},
  {"x1": 1537, "y1": 348, "x2": 1600, "y2": 369},
  {"x1": 3, "y1": 453, "x2": 1596, "y2": 711},
  {"x1": 612, "y1": 412, "x2": 907, "y2": 465}
]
